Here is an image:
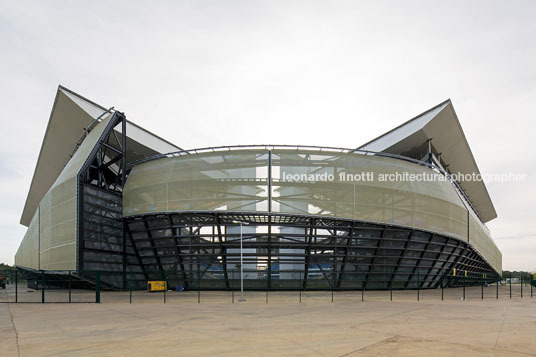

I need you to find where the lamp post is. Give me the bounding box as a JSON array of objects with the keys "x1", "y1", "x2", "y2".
[{"x1": 239, "y1": 222, "x2": 246, "y2": 302}]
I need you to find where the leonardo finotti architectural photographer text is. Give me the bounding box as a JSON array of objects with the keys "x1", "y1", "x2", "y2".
[{"x1": 282, "y1": 171, "x2": 526, "y2": 183}]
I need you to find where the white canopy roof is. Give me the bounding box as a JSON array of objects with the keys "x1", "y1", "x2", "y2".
[
  {"x1": 359, "y1": 99, "x2": 497, "y2": 223},
  {"x1": 20, "y1": 86, "x2": 181, "y2": 226}
]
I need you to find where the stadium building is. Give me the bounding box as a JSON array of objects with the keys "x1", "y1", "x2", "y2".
[{"x1": 14, "y1": 86, "x2": 502, "y2": 290}]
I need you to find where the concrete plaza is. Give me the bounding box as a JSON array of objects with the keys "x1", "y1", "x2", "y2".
[{"x1": 1, "y1": 285, "x2": 535, "y2": 356}]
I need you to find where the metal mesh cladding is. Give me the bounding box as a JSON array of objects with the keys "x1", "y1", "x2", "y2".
[{"x1": 123, "y1": 148, "x2": 501, "y2": 273}]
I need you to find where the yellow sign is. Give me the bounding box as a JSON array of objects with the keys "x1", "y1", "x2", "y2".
[
  {"x1": 147, "y1": 281, "x2": 167, "y2": 292},
  {"x1": 453, "y1": 268, "x2": 456, "y2": 276},
  {"x1": 465, "y1": 270, "x2": 467, "y2": 277}
]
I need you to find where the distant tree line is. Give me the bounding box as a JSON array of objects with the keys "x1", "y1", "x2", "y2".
[
  {"x1": 502, "y1": 270, "x2": 534, "y2": 281},
  {"x1": 0, "y1": 263, "x2": 14, "y2": 271}
]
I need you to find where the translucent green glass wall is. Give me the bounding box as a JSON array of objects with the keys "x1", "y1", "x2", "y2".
[
  {"x1": 123, "y1": 150, "x2": 269, "y2": 214},
  {"x1": 469, "y1": 208, "x2": 502, "y2": 273},
  {"x1": 272, "y1": 150, "x2": 468, "y2": 240},
  {"x1": 15, "y1": 115, "x2": 112, "y2": 271},
  {"x1": 38, "y1": 177, "x2": 77, "y2": 270},
  {"x1": 14, "y1": 210, "x2": 39, "y2": 269},
  {"x1": 123, "y1": 148, "x2": 502, "y2": 273}
]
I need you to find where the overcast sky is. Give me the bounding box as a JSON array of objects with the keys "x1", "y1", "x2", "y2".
[{"x1": 1, "y1": 1, "x2": 535, "y2": 271}]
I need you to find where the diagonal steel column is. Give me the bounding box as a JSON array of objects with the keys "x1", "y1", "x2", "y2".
[
  {"x1": 124, "y1": 222, "x2": 148, "y2": 281},
  {"x1": 389, "y1": 230, "x2": 413, "y2": 289},
  {"x1": 141, "y1": 216, "x2": 165, "y2": 272},
  {"x1": 167, "y1": 214, "x2": 188, "y2": 285},
  {"x1": 337, "y1": 222, "x2": 354, "y2": 289},
  {"x1": 404, "y1": 233, "x2": 433, "y2": 289},
  {"x1": 365, "y1": 227, "x2": 386, "y2": 289},
  {"x1": 215, "y1": 213, "x2": 230, "y2": 290},
  {"x1": 302, "y1": 218, "x2": 315, "y2": 290}
]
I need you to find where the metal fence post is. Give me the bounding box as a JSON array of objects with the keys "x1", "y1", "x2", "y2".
[
  {"x1": 362, "y1": 270, "x2": 364, "y2": 302},
  {"x1": 417, "y1": 269, "x2": 420, "y2": 301},
  {"x1": 197, "y1": 269, "x2": 200, "y2": 304},
  {"x1": 163, "y1": 270, "x2": 167, "y2": 304},
  {"x1": 509, "y1": 277, "x2": 512, "y2": 299},
  {"x1": 41, "y1": 270, "x2": 45, "y2": 304},
  {"x1": 299, "y1": 270, "x2": 302, "y2": 303},
  {"x1": 129, "y1": 271, "x2": 133, "y2": 304},
  {"x1": 68, "y1": 271, "x2": 72, "y2": 303},
  {"x1": 95, "y1": 271, "x2": 101, "y2": 303},
  {"x1": 266, "y1": 277, "x2": 269, "y2": 304},
  {"x1": 232, "y1": 270, "x2": 235, "y2": 304},
  {"x1": 15, "y1": 270, "x2": 18, "y2": 303},
  {"x1": 331, "y1": 271, "x2": 334, "y2": 303},
  {"x1": 481, "y1": 278, "x2": 484, "y2": 300},
  {"x1": 463, "y1": 276, "x2": 466, "y2": 301},
  {"x1": 390, "y1": 269, "x2": 393, "y2": 302},
  {"x1": 496, "y1": 280, "x2": 499, "y2": 299},
  {"x1": 521, "y1": 275, "x2": 523, "y2": 298},
  {"x1": 441, "y1": 271, "x2": 444, "y2": 301}
]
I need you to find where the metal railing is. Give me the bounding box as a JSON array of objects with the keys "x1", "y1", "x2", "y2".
[
  {"x1": 1, "y1": 268, "x2": 531, "y2": 304},
  {"x1": 129, "y1": 144, "x2": 429, "y2": 167}
]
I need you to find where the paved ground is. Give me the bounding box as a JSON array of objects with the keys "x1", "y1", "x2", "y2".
[{"x1": 1, "y1": 285, "x2": 535, "y2": 356}]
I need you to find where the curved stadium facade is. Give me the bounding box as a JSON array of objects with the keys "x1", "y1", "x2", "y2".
[{"x1": 14, "y1": 86, "x2": 502, "y2": 290}]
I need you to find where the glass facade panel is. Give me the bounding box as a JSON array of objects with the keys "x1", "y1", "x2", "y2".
[
  {"x1": 272, "y1": 149, "x2": 467, "y2": 239},
  {"x1": 121, "y1": 148, "x2": 500, "y2": 272},
  {"x1": 15, "y1": 117, "x2": 112, "y2": 271},
  {"x1": 469, "y1": 208, "x2": 502, "y2": 273},
  {"x1": 124, "y1": 150, "x2": 269, "y2": 215},
  {"x1": 14, "y1": 209, "x2": 39, "y2": 270}
]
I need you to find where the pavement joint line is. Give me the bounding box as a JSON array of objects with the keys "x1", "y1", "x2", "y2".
[
  {"x1": 348, "y1": 305, "x2": 424, "y2": 329},
  {"x1": 96, "y1": 305, "x2": 274, "y2": 342},
  {"x1": 259, "y1": 330, "x2": 328, "y2": 356},
  {"x1": 7, "y1": 303, "x2": 21, "y2": 357},
  {"x1": 493, "y1": 304, "x2": 510, "y2": 350},
  {"x1": 29, "y1": 310, "x2": 197, "y2": 356},
  {"x1": 360, "y1": 329, "x2": 536, "y2": 357},
  {"x1": 337, "y1": 335, "x2": 400, "y2": 356},
  {"x1": 340, "y1": 332, "x2": 536, "y2": 357}
]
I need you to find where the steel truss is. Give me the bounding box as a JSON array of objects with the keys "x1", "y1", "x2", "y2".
[
  {"x1": 124, "y1": 211, "x2": 500, "y2": 291},
  {"x1": 77, "y1": 112, "x2": 131, "y2": 288}
]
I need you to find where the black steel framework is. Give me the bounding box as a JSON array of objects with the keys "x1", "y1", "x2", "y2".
[
  {"x1": 124, "y1": 211, "x2": 500, "y2": 291},
  {"x1": 14, "y1": 96, "x2": 502, "y2": 294},
  {"x1": 77, "y1": 112, "x2": 130, "y2": 288},
  {"x1": 65, "y1": 135, "x2": 500, "y2": 291}
]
